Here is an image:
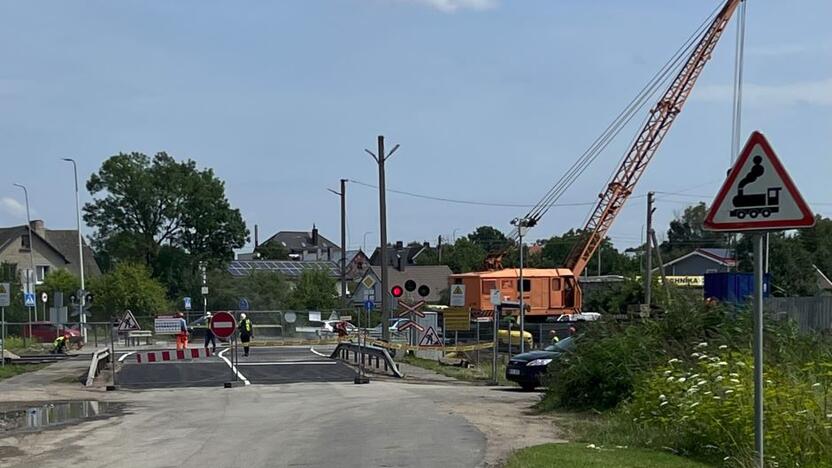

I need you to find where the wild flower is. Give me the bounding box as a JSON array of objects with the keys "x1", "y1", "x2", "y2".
[
  {"x1": 659, "y1": 394, "x2": 667, "y2": 401},
  {"x1": 698, "y1": 355, "x2": 709, "y2": 360},
  {"x1": 697, "y1": 342, "x2": 708, "y2": 348},
  {"x1": 736, "y1": 361, "x2": 747, "y2": 367},
  {"x1": 668, "y1": 358, "x2": 680, "y2": 364},
  {"x1": 664, "y1": 370, "x2": 673, "y2": 376},
  {"x1": 812, "y1": 383, "x2": 821, "y2": 388},
  {"x1": 715, "y1": 376, "x2": 724, "y2": 382},
  {"x1": 667, "y1": 376, "x2": 675, "y2": 382},
  {"x1": 718, "y1": 345, "x2": 728, "y2": 350},
  {"x1": 729, "y1": 373, "x2": 740, "y2": 378},
  {"x1": 730, "y1": 378, "x2": 741, "y2": 384},
  {"x1": 697, "y1": 380, "x2": 707, "y2": 386},
  {"x1": 660, "y1": 401, "x2": 669, "y2": 407},
  {"x1": 677, "y1": 377, "x2": 687, "y2": 383},
  {"x1": 690, "y1": 402, "x2": 700, "y2": 409},
  {"x1": 691, "y1": 352, "x2": 701, "y2": 358},
  {"x1": 725, "y1": 389, "x2": 734, "y2": 394}
]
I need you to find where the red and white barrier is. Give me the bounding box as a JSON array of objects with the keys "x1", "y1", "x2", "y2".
[{"x1": 136, "y1": 348, "x2": 212, "y2": 363}]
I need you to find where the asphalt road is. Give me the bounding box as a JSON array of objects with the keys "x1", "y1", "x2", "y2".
[{"x1": 117, "y1": 346, "x2": 355, "y2": 389}]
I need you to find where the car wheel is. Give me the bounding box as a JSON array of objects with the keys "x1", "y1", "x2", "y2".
[{"x1": 520, "y1": 382, "x2": 537, "y2": 391}]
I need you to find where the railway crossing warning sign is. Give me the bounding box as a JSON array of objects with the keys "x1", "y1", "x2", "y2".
[{"x1": 704, "y1": 131, "x2": 814, "y2": 232}]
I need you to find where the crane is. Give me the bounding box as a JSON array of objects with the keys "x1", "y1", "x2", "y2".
[{"x1": 483, "y1": 0, "x2": 742, "y2": 279}]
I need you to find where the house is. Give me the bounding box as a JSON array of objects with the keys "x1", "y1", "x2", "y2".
[
  {"x1": 226, "y1": 259, "x2": 340, "y2": 279},
  {"x1": 352, "y1": 265, "x2": 453, "y2": 305},
  {"x1": 344, "y1": 249, "x2": 370, "y2": 281},
  {"x1": 258, "y1": 225, "x2": 341, "y2": 261},
  {"x1": 657, "y1": 248, "x2": 737, "y2": 276},
  {"x1": 369, "y1": 241, "x2": 430, "y2": 268},
  {"x1": 0, "y1": 220, "x2": 101, "y2": 287}
]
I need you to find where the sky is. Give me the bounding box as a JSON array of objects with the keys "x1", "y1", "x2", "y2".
[{"x1": 0, "y1": 0, "x2": 830, "y2": 255}]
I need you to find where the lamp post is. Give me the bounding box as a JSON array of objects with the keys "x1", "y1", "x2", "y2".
[
  {"x1": 511, "y1": 217, "x2": 533, "y2": 353},
  {"x1": 13, "y1": 184, "x2": 35, "y2": 340},
  {"x1": 62, "y1": 158, "x2": 87, "y2": 341},
  {"x1": 362, "y1": 232, "x2": 373, "y2": 253}
]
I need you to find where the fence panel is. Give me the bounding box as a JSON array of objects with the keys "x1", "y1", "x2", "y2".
[{"x1": 766, "y1": 296, "x2": 832, "y2": 333}]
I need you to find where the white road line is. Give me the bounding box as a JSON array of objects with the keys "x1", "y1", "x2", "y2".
[
  {"x1": 236, "y1": 361, "x2": 337, "y2": 366},
  {"x1": 118, "y1": 351, "x2": 136, "y2": 363},
  {"x1": 309, "y1": 347, "x2": 328, "y2": 358},
  {"x1": 218, "y1": 347, "x2": 251, "y2": 385}
]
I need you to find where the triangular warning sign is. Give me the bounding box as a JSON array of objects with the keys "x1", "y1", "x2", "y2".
[
  {"x1": 118, "y1": 310, "x2": 141, "y2": 332},
  {"x1": 452, "y1": 285, "x2": 463, "y2": 295},
  {"x1": 704, "y1": 131, "x2": 814, "y2": 232},
  {"x1": 418, "y1": 326, "x2": 442, "y2": 347}
]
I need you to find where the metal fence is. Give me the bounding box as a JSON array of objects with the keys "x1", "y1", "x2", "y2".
[{"x1": 766, "y1": 296, "x2": 832, "y2": 334}]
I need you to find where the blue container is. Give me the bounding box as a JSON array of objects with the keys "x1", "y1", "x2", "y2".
[{"x1": 704, "y1": 272, "x2": 770, "y2": 304}]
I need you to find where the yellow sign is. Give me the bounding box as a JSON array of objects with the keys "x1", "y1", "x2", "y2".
[
  {"x1": 361, "y1": 275, "x2": 376, "y2": 290},
  {"x1": 444, "y1": 308, "x2": 470, "y2": 332},
  {"x1": 659, "y1": 276, "x2": 704, "y2": 287}
]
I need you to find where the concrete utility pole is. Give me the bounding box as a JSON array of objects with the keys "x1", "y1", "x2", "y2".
[
  {"x1": 511, "y1": 217, "x2": 532, "y2": 354},
  {"x1": 328, "y1": 179, "x2": 348, "y2": 301},
  {"x1": 13, "y1": 184, "x2": 35, "y2": 338},
  {"x1": 645, "y1": 192, "x2": 655, "y2": 306},
  {"x1": 365, "y1": 136, "x2": 399, "y2": 341},
  {"x1": 62, "y1": 158, "x2": 87, "y2": 341}
]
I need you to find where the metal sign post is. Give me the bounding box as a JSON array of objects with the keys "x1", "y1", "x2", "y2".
[
  {"x1": 752, "y1": 234, "x2": 764, "y2": 465},
  {"x1": 492, "y1": 306, "x2": 500, "y2": 385},
  {"x1": 1, "y1": 306, "x2": 5, "y2": 368}
]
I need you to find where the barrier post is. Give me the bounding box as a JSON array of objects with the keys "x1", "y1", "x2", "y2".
[{"x1": 107, "y1": 318, "x2": 118, "y2": 391}]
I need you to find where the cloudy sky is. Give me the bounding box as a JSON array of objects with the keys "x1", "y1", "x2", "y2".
[{"x1": 0, "y1": 0, "x2": 829, "y2": 254}]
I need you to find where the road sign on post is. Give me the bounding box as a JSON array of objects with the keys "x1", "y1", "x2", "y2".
[
  {"x1": 24, "y1": 293, "x2": 35, "y2": 307},
  {"x1": 118, "y1": 310, "x2": 141, "y2": 332},
  {"x1": 238, "y1": 298, "x2": 250, "y2": 311},
  {"x1": 444, "y1": 308, "x2": 470, "y2": 332},
  {"x1": 0, "y1": 283, "x2": 10, "y2": 307},
  {"x1": 704, "y1": 131, "x2": 814, "y2": 232},
  {"x1": 704, "y1": 131, "x2": 814, "y2": 467},
  {"x1": 210, "y1": 311, "x2": 237, "y2": 339},
  {"x1": 184, "y1": 297, "x2": 192, "y2": 311},
  {"x1": 450, "y1": 284, "x2": 465, "y2": 307}
]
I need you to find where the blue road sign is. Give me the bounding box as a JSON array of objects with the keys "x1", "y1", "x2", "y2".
[
  {"x1": 184, "y1": 297, "x2": 192, "y2": 311},
  {"x1": 24, "y1": 292, "x2": 36, "y2": 307},
  {"x1": 239, "y1": 297, "x2": 250, "y2": 311},
  {"x1": 364, "y1": 300, "x2": 374, "y2": 311}
]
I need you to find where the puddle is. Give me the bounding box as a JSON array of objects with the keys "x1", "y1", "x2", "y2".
[{"x1": 0, "y1": 401, "x2": 120, "y2": 433}]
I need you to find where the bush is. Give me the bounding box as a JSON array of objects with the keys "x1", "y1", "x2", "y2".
[{"x1": 622, "y1": 345, "x2": 832, "y2": 467}]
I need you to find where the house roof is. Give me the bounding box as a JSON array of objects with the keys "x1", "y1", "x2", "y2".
[
  {"x1": 0, "y1": 226, "x2": 71, "y2": 265},
  {"x1": 262, "y1": 230, "x2": 339, "y2": 252},
  {"x1": 450, "y1": 268, "x2": 575, "y2": 279},
  {"x1": 344, "y1": 249, "x2": 368, "y2": 265},
  {"x1": 43, "y1": 230, "x2": 102, "y2": 276},
  {"x1": 660, "y1": 248, "x2": 737, "y2": 270},
  {"x1": 365, "y1": 265, "x2": 453, "y2": 302},
  {"x1": 369, "y1": 244, "x2": 427, "y2": 266}
]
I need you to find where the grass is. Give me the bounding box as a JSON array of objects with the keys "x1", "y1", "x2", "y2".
[
  {"x1": 0, "y1": 364, "x2": 46, "y2": 381},
  {"x1": 505, "y1": 443, "x2": 713, "y2": 468},
  {"x1": 398, "y1": 354, "x2": 512, "y2": 385}
]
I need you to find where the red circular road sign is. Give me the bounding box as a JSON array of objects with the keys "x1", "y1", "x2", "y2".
[{"x1": 210, "y1": 311, "x2": 237, "y2": 339}]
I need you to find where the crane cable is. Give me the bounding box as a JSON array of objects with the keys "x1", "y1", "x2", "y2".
[{"x1": 521, "y1": 2, "x2": 726, "y2": 232}]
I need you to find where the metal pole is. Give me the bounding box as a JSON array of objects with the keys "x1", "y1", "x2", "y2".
[
  {"x1": 110, "y1": 317, "x2": 118, "y2": 387},
  {"x1": 764, "y1": 233, "x2": 770, "y2": 274},
  {"x1": 63, "y1": 159, "x2": 87, "y2": 342},
  {"x1": 753, "y1": 234, "x2": 765, "y2": 466},
  {"x1": 492, "y1": 306, "x2": 499, "y2": 384},
  {"x1": 507, "y1": 320, "x2": 513, "y2": 360},
  {"x1": 200, "y1": 262, "x2": 207, "y2": 326},
  {"x1": 519, "y1": 229, "x2": 525, "y2": 354},
  {"x1": 476, "y1": 320, "x2": 480, "y2": 363},
  {"x1": 645, "y1": 192, "x2": 654, "y2": 307},
  {"x1": 14, "y1": 184, "x2": 35, "y2": 341},
  {"x1": 340, "y1": 179, "x2": 347, "y2": 301},
  {"x1": 1, "y1": 307, "x2": 5, "y2": 368},
  {"x1": 377, "y1": 136, "x2": 390, "y2": 342}
]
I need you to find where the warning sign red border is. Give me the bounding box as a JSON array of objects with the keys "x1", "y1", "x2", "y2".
[{"x1": 704, "y1": 131, "x2": 814, "y2": 232}]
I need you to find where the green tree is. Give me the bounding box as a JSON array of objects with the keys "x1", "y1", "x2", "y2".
[
  {"x1": 84, "y1": 152, "x2": 248, "y2": 270},
  {"x1": 204, "y1": 269, "x2": 291, "y2": 311},
  {"x1": 36, "y1": 269, "x2": 80, "y2": 300},
  {"x1": 254, "y1": 242, "x2": 289, "y2": 260},
  {"x1": 88, "y1": 263, "x2": 169, "y2": 320},
  {"x1": 661, "y1": 202, "x2": 729, "y2": 260},
  {"x1": 288, "y1": 268, "x2": 338, "y2": 310},
  {"x1": 468, "y1": 225, "x2": 509, "y2": 253},
  {"x1": 0, "y1": 262, "x2": 27, "y2": 322}
]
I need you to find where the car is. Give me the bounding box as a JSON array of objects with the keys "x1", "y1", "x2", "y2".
[
  {"x1": 319, "y1": 320, "x2": 357, "y2": 336},
  {"x1": 505, "y1": 336, "x2": 576, "y2": 391},
  {"x1": 497, "y1": 328, "x2": 533, "y2": 350},
  {"x1": 22, "y1": 322, "x2": 83, "y2": 347}
]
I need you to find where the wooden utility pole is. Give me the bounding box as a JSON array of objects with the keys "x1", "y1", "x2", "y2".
[
  {"x1": 328, "y1": 180, "x2": 348, "y2": 302},
  {"x1": 645, "y1": 192, "x2": 655, "y2": 306},
  {"x1": 365, "y1": 136, "x2": 399, "y2": 341}
]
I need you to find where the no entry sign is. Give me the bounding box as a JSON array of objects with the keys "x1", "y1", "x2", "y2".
[{"x1": 210, "y1": 311, "x2": 237, "y2": 339}]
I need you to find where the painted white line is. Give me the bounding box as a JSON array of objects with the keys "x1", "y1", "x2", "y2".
[
  {"x1": 309, "y1": 347, "x2": 328, "y2": 358},
  {"x1": 118, "y1": 351, "x2": 136, "y2": 363},
  {"x1": 237, "y1": 361, "x2": 337, "y2": 366},
  {"x1": 218, "y1": 347, "x2": 250, "y2": 385}
]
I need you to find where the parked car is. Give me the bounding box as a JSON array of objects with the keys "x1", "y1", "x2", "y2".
[
  {"x1": 319, "y1": 320, "x2": 357, "y2": 336},
  {"x1": 22, "y1": 322, "x2": 83, "y2": 347},
  {"x1": 497, "y1": 328, "x2": 533, "y2": 350},
  {"x1": 505, "y1": 336, "x2": 576, "y2": 391},
  {"x1": 553, "y1": 312, "x2": 601, "y2": 322}
]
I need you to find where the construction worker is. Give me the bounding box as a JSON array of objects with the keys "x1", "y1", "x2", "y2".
[
  {"x1": 549, "y1": 330, "x2": 560, "y2": 345},
  {"x1": 175, "y1": 312, "x2": 189, "y2": 351},
  {"x1": 204, "y1": 312, "x2": 216, "y2": 354},
  {"x1": 51, "y1": 333, "x2": 70, "y2": 354},
  {"x1": 238, "y1": 313, "x2": 253, "y2": 357}
]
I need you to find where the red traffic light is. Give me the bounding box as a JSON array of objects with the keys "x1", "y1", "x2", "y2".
[{"x1": 391, "y1": 285, "x2": 404, "y2": 298}]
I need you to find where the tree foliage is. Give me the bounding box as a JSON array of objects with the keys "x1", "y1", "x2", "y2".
[
  {"x1": 254, "y1": 242, "x2": 289, "y2": 260},
  {"x1": 660, "y1": 202, "x2": 728, "y2": 260},
  {"x1": 84, "y1": 152, "x2": 248, "y2": 270},
  {"x1": 204, "y1": 269, "x2": 291, "y2": 311},
  {"x1": 88, "y1": 263, "x2": 169, "y2": 320},
  {"x1": 288, "y1": 268, "x2": 338, "y2": 310},
  {"x1": 36, "y1": 269, "x2": 80, "y2": 300}
]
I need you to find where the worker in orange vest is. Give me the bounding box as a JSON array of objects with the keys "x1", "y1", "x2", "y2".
[{"x1": 175, "y1": 312, "x2": 189, "y2": 351}]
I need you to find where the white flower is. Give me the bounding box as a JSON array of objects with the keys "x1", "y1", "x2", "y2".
[
  {"x1": 667, "y1": 376, "x2": 676, "y2": 382},
  {"x1": 736, "y1": 361, "x2": 747, "y2": 367},
  {"x1": 697, "y1": 342, "x2": 708, "y2": 348},
  {"x1": 660, "y1": 401, "x2": 669, "y2": 407},
  {"x1": 713, "y1": 396, "x2": 721, "y2": 400},
  {"x1": 677, "y1": 377, "x2": 687, "y2": 383},
  {"x1": 826, "y1": 414, "x2": 832, "y2": 419},
  {"x1": 812, "y1": 383, "x2": 821, "y2": 388},
  {"x1": 586, "y1": 444, "x2": 597, "y2": 449},
  {"x1": 766, "y1": 379, "x2": 773, "y2": 385},
  {"x1": 698, "y1": 354, "x2": 709, "y2": 360},
  {"x1": 690, "y1": 374, "x2": 700, "y2": 380},
  {"x1": 704, "y1": 391, "x2": 712, "y2": 395},
  {"x1": 668, "y1": 358, "x2": 680, "y2": 364},
  {"x1": 718, "y1": 345, "x2": 728, "y2": 350},
  {"x1": 715, "y1": 376, "x2": 724, "y2": 382},
  {"x1": 690, "y1": 402, "x2": 700, "y2": 408},
  {"x1": 717, "y1": 361, "x2": 728, "y2": 367},
  {"x1": 697, "y1": 380, "x2": 707, "y2": 387},
  {"x1": 664, "y1": 370, "x2": 673, "y2": 376},
  {"x1": 691, "y1": 352, "x2": 701, "y2": 358},
  {"x1": 729, "y1": 373, "x2": 740, "y2": 378},
  {"x1": 725, "y1": 389, "x2": 734, "y2": 394},
  {"x1": 730, "y1": 379, "x2": 741, "y2": 384},
  {"x1": 659, "y1": 394, "x2": 667, "y2": 401}
]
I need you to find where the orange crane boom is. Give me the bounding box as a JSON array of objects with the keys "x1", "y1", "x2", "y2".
[{"x1": 565, "y1": 0, "x2": 742, "y2": 277}]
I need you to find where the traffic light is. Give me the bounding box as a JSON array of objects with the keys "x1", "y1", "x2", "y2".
[
  {"x1": 417, "y1": 285, "x2": 430, "y2": 298},
  {"x1": 391, "y1": 285, "x2": 404, "y2": 298},
  {"x1": 404, "y1": 280, "x2": 417, "y2": 292}
]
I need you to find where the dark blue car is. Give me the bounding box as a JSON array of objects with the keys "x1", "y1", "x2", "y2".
[{"x1": 505, "y1": 336, "x2": 575, "y2": 391}]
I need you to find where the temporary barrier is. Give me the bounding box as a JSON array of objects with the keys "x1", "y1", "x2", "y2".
[{"x1": 135, "y1": 348, "x2": 212, "y2": 363}]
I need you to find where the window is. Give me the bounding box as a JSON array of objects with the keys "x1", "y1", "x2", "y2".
[
  {"x1": 482, "y1": 280, "x2": 496, "y2": 293},
  {"x1": 21, "y1": 234, "x2": 31, "y2": 249},
  {"x1": 552, "y1": 278, "x2": 562, "y2": 290},
  {"x1": 501, "y1": 280, "x2": 512, "y2": 289},
  {"x1": 36, "y1": 265, "x2": 50, "y2": 283},
  {"x1": 517, "y1": 279, "x2": 531, "y2": 292}
]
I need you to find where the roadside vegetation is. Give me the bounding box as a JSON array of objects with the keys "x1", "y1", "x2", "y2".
[
  {"x1": 505, "y1": 442, "x2": 712, "y2": 468},
  {"x1": 0, "y1": 364, "x2": 46, "y2": 381},
  {"x1": 398, "y1": 354, "x2": 511, "y2": 385},
  {"x1": 538, "y1": 287, "x2": 832, "y2": 467}
]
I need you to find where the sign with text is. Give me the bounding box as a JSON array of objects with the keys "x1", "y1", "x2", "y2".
[
  {"x1": 450, "y1": 284, "x2": 465, "y2": 307},
  {"x1": 443, "y1": 308, "x2": 471, "y2": 332},
  {"x1": 0, "y1": 283, "x2": 9, "y2": 307}
]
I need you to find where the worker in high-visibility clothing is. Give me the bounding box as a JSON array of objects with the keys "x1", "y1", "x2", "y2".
[
  {"x1": 51, "y1": 333, "x2": 71, "y2": 354},
  {"x1": 238, "y1": 313, "x2": 253, "y2": 357},
  {"x1": 204, "y1": 312, "x2": 216, "y2": 354},
  {"x1": 175, "y1": 312, "x2": 189, "y2": 351}
]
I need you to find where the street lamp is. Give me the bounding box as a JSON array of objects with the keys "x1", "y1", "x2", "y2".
[
  {"x1": 13, "y1": 184, "x2": 35, "y2": 339},
  {"x1": 511, "y1": 217, "x2": 534, "y2": 353},
  {"x1": 62, "y1": 158, "x2": 87, "y2": 341}
]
